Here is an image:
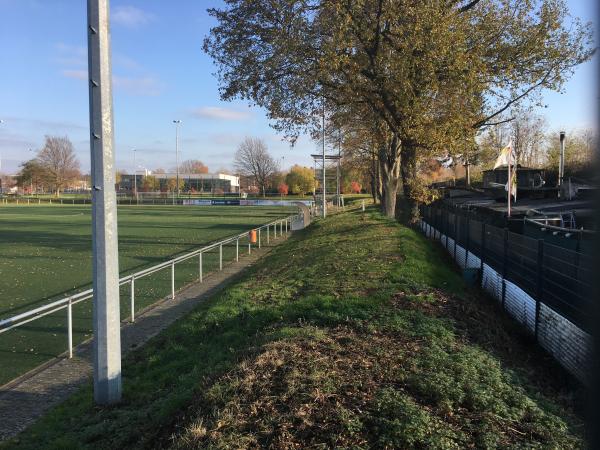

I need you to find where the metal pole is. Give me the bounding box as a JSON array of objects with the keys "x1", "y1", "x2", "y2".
[
  {"x1": 258, "y1": 228, "x2": 261, "y2": 248},
  {"x1": 558, "y1": 131, "x2": 565, "y2": 193},
  {"x1": 219, "y1": 244, "x2": 223, "y2": 270},
  {"x1": 337, "y1": 131, "x2": 341, "y2": 207},
  {"x1": 130, "y1": 277, "x2": 135, "y2": 323},
  {"x1": 322, "y1": 103, "x2": 326, "y2": 218},
  {"x1": 67, "y1": 298, "x2": 73, "y2": 359},
  {"x1": 236, "y1": 238, "x2": 239, "y2": 261},
  {"x1": 267, "y1": 226, "x2": 270, "y2": 244},
  {"x1": 174, "y1": 120, "x2": 181, "y2": 199},
  {"x1": 88, "y1": 0, "x2": 122, "y2": 404},
  {"x1": 133, "y1": 149, "x2": 136, "y2": 203},
  {"x1": 199, "y1": 252, "x2": 203, "y2": 282},
  {"x1": 507, "y1": 145, "x2": 512, "y2": 218},
  {"x1": 171, "y1": 262, "x2": 175, "y2": 299}
]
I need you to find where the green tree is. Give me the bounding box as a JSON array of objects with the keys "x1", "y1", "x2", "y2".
[
  {"x1": 141, "y1": 175, "x2": 160, "y2": 192},
  {"x1": 285, "y1": 165, "x2": 316, "y2": 195},
  {"x1": 204, "y1": 0, "x2": 593, "y2": 220},
  {"x1": 16, "y1": 159, "x2": 49, "y2": 193},
  {"x1": 166, "y1": 178, "x2": 185, "y2": 193}
]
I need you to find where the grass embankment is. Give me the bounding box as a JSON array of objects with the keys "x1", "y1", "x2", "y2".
[{"x1": 4, "y1": 207, "x2": 584, "y2": 449}]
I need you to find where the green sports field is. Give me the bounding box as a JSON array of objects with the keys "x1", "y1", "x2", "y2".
[{"x1": 0, "y1": 204, "x2": 294, "y2": 385}]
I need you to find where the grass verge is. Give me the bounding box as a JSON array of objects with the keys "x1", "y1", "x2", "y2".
[{"x1": 3, "y1": 207, "x2": 585, "y2": 449}]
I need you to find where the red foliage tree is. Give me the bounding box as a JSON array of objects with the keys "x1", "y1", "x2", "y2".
[
  {"x1": 278, "y1": 183, "x2": 289, "y2": 195},
  {"x1": 350, "y1": 181, "x2": 362, "y2": 194}
]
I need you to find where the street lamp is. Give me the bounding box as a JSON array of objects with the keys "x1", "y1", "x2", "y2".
[
  {"x1": 29, "y1": 148, "x2": 34, "y2": 195},
  {"x1": 132, "y1": 148, "x2": 137, "y2": 203},
  {"x1": 173, "y1": 120, "x2": 182, "y2": 200}
]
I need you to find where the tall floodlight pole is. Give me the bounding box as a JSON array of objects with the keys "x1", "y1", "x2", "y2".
[
  {"x1": 132, "y1": 148, "x2": 137, "y2": 202},
  {"x1": 558, "y1": 131, "x2": 565, "y2": 193},
  {"x1": 0, "y1": 120, "x2": 4, "y2": 172},
  {"x1": 321, "y1": 104, "x2": 326, "y2": 218},
  {"x1": 173, "y1": 120, "x2": 181, "y2": 200},
  {"x1": 87, "y1": 0, "x2": 122, "y2": 404}
]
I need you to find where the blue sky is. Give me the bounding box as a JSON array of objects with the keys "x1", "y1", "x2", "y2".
[{"x1": 0, "y1": 0, "x2": 597, "y2": 174}]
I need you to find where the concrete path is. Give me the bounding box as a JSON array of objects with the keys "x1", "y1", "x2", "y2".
[{"x1": 0, "y1": 235, "x2": 287, "y2": 441}]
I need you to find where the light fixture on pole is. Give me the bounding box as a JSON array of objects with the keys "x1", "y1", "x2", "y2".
[{"x1": 173, "y1": 120, "x2": 182, "y2": 200}]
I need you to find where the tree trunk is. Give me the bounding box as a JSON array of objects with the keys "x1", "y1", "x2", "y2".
[
  {"x1": 370, "y1": 151, "x2": 377, "y2": 204},
  {"x1": 378, "y1": 133, "x2": 401, "y2": 218},
  {"x1": 399, "y1": 143, "x2": 420, "y2": 224}
]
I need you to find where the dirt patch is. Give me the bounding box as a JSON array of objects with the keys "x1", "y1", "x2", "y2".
[{"x1": 170, "y1": 321, "x2": 583, "y2": 449}]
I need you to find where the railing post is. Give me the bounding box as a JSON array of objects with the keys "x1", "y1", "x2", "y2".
[
  {"x1": 219, "y1": 244, "x2": 223, "y2": 270},
  {"x1": 258, "y1": 228, "x2": 261, "y2": 248},
  {"x1": 67, "y1": 298, "x2": 73, "y2": 359},
  {"x1": 535, "y1": 239, "x2": 544, "y2": 338},
  {"x1": 248, "y1": 241, "x2": 251, "y2": 255},
  {"x1": 236, "y1": 238, "x2": 239, "y2": 262},
  {"x1": 171, "y1": 262, "x2": 175, "y2": 299},
  {"x1": 267, "y1": 225, "x2": 270, "y2": 244},
  {"x1": 130, "y1": 276, "x2": 135, "y2": 323},
  {"x1": 199, "y1": 252, "x2": 203, "y2": 282}
]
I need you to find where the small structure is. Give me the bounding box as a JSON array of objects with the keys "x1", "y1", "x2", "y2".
[{"x1": 482, "y1": 165, "x2": 554, "y2": 199}]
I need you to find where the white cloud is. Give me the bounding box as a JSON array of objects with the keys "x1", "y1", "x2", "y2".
[
  {"x1": 112, "y1": 6, "x2": 154, "y2": 27},
  {"x1": 191, "y1": 107, "x2": 252, "y2": 121}
]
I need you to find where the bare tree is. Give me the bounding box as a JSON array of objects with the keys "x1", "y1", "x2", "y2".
[
  {"x1": 36, "y1": 136, "x2": 80, "y2": 196},
  {"x1": 510, "y1": 109, "x2": 547, "y2": 167},
  {"x1": 178, "y1": 160, "x2": 209, "y2": 174},
  {"x1": 234, "y1": 137, "x2": 278, "y2": 196}
]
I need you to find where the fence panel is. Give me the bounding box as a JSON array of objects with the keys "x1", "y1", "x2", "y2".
[
  {"x1": 542, "y1": 243, "x2": 592, "y2": 331},
  {"x1": 483, "y1": 225, "x2": 504, "y2": 273},
  {"x1": 505, "y1": 232, "x2": 538, "y2": 298},
  {"x1": 420, "y1": 204, "x2": 593, "y2": 383}
]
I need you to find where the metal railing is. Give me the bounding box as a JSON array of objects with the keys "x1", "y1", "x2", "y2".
[{"x1": 0, "y1": 215, "x2": 295, "y2": 359}]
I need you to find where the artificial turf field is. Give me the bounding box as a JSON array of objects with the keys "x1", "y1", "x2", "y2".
[{"x1": 0, "y1": 204, "x2": 294, "y2": 385}]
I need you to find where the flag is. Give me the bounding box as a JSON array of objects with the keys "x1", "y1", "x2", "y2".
[
  {"x1": 493, "y1": 141, "x2": 513, "y2": 169},
  {"x1": 505, "y1": 169, "x2": 517, "y2": 200}
]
